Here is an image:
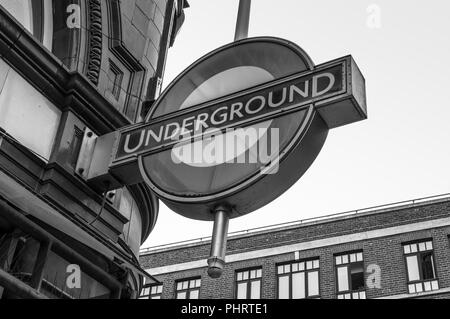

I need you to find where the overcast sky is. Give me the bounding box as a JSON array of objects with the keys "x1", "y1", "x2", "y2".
[{"x1": 142, "y1": 0, "x2": 450, "y2": 248}]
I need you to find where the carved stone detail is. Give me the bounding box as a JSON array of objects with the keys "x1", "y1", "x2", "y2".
[{"x1": 86, "y1": 0, "x2": 103, "y2": 85}]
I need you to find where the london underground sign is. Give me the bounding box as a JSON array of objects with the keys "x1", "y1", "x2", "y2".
[
  {"x1": 81, "y1": 36, "x2": 366, "y2": 278},
  {"x1": 109, "y1": 37, "x2": 367, "y2": 221}
]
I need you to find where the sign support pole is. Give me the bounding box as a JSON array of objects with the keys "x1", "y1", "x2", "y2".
[
  {"x1": 234, "y1": 0, "x2": 251, "y2": 41},
  {"x1": 206, "y1": 0, "x2": 252, "y2": 278},
  {"x1": 207, "y1": 207, "x2": 230, "y2": 278}
]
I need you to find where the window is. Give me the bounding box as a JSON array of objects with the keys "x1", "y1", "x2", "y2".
[
  {"x1": 335, "y1": 252, "x2": 366, "y2": 299},
  {"x1": 139, "y1": 284, "x2": 163, "y2": 299},
  {"x1": 0, "y1": 61, "x2": 61, "y2": 161},
  {"x1": 403, "y1": 240, "x2": 439, "y2": 294},
  {"x1": 277, "y1": 259, "x2": 320, "y2": 299},
  {"x1": 235, "y1": 268, "x2": 262, "y2": 299},
  {"x1": 176, "y1": 278, "x2": 201, "y2": 299},
  {"x1": 107, "y1": 60, "x2": 123, "y2": 101},
  {"x1": 0, "y1": 0, "x2": 53, "y2": 50}
]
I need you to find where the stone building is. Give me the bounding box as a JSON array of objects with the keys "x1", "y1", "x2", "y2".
[{"x1": 0, "y1": 0, "x2": 187, "y2": 299}]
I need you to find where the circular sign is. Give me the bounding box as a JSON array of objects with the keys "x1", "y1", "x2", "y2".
[{"x1": 139, "y1": 37, "x2": 329, "y2": 220}]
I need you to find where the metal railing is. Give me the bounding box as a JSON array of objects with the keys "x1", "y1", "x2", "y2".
[{"x1": 140, "y1": 192, "x2": 450, "y2": 254}]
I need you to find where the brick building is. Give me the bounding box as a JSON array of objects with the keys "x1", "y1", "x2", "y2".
[{"x1": 139, "y1": 194, "x2": 450, "y2": 299}]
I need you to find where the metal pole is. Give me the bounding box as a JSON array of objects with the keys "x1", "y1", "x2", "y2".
[
  {"x1": 234, "y1": 0, "x2": 251, "y2": 41},
  {"x1": 207, "y1": 207, "x2": 230, "y2": 278},
  {"x1": 206, "y1": 0, "x2": 252, "y2": 280}
]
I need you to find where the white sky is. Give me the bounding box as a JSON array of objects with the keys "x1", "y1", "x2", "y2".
[{"x1": 142, "y1": 0, "x2": 450, "y2": 248}]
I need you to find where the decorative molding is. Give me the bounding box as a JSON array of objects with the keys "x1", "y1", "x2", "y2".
[
  {"x1": 106, "y1": 0, "x2": 145, "y2": 121},
  {"x1": 86, "y1": 0, "x2": 103, "y2": 85}
]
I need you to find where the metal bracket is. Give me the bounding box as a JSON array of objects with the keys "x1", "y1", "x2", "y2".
[{"x1": 75, "y1": 128, "x2": 123, "y2": 192}]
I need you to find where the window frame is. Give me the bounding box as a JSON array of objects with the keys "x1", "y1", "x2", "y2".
[
  {"x1": 276, "y1": 258, "x2": 321, "y2": 299},
  {"x1": 108, "y1": 60, "x2": 124, "y2": 102},
  {"x1": 234, "y1": 267, "x2": 262, "y2": 299},
  {"x1": 175, "y1": 277, "x2": 201, "y2": 299},
  {"x1": 139, "y1": 283, "x2": 163, "y2": 299},
  {"x1": 334, "y1": 251, "x2": 366, "y2": 299},
  {"x1": 402, "y1": 239, "x2": 439, "y2": 294}
]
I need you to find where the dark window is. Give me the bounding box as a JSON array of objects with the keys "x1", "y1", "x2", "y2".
[
  {"x1": 175, "y1": 278, "x2": 201, "y2": 299},
  {"x1": 277, "y1": 259, "x2": 320, "y2": 299},
  {"x1": 335, "y1": 252, "x2": 366, "y2": 299},
  {"x1": 403, "y1": 240, "x2": 439, "y2": 294},
  {"x1": 107, "y1": 61, "x2": 123, "y2": 101},
  {"x1": 235, "y1": 268, "x2": 262, "y2": 299}
]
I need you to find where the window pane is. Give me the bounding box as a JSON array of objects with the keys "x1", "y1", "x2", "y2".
[
  {"x1": 292, "y1": 272, "x2": 305, "y2": 299},
  {"x1": 431, "y1": 280, "x2": 439, "y2": 290},
  {"x1": 256, "y1": 269, "x2": 262, "y2": 278},
  {"x1": 356, "y1": 252, "x2": 363, "y2": 262},
  {"x1": 410, "y1": 244, "x2": 417, "y2": 253},
  {"x1": 313, "y1": 260, "x2": 319, "y2": 269},
  {"x1": 237, "y1": 272, "x2": 243, "y2": 281},
  {"x1": 306, "y1": 261, "x2": 313, "y2": 270},
  {"x1": 418, "y1": 243, "x2": 426, "y2": 252},
  {"x1": 250, "y1": 270, "x2": 256, "y2": 279},
  {"x1": 151, "y1": 295, "x2": 161, "y2": 299},
  {"x1": 0, "y1": 0, "x2": 33, "y2": 32},
  {"x1": 292, "y1": 263, "x2": 298, "y2": 272},
  {"x1": 406, "y1": 255, "x2": 420, "y2": 282},
  {"x1": 299, "y1": 262, "x2": 305, "y2": 271},
  {"x1": 350, "y1": 263, "x2": 364, "y2": 291},
  {"x1": 426, "y1": 241, "x2": 433, "y2": 251},
  {"x1": 278, "y1": 276, "x2": 290, "y2": 299},
  {"x1": 0, "y1": 68, "x2": 61, "y2": 160},
  {"x1": 182, "y1": 281, "x2": 189, "y2": 289},
  {"x1": 404, "y1": 245, "x2": 411, "y2": 254},
  {"x1": 284, "y1": 264, "x2": 291, "y2": 273},
  {"x1": 190, "y1": 290, "x2": 199, "y2": 299},
  {"x1": 342, "y1": 255, "x2": 348, "y2": 264},
  {"x1": 177, "y1": 282, "x2": 182, "y2": 290},
  {"x1": 408, "y1": 284, "x2": 416, "y2": 294},
  {"x1": 157, "y1": 285, "x2": 163, "y2": 293},
  {"x1": 237, "y1": 282, "x2": 247, "y2": 299},
  {"x1": 177, "y1": 292, "x2": 186, "y2": 299},
  {"x1": 350, "y1": 253, "x2": 356, "y2": 263},
  {"x1": 421, "y1": 252, "x2": 435, "y2": 280},
  {"x1": 250, "y1": 281, "x2": 261, "y2": 299},
  {"x1": 336, "y1": 256, "x2": 342, "y2": 265},
  {"x1": 190, "y1": 280, "x2": 195, "y2": 288},
  {"x1": 337, "y1": 266, "x2": 349, "y2": 292},
  {"x1": 415, "y1": 283, "x2": 423, "y2": 293},
  {"x1": 308, "y1": 271, "x2": 319, "y2": 297},
  {"x1": 243, "y1": 271, "x2": 249, "y2": 280},
  {"x1": 277, "y1": 265, "x2": 284, "y2": 274},
  {"x1": 195, "y1": 279, "x2": 201, "y2": 287}
]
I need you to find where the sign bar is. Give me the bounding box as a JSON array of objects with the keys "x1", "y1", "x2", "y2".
[{"x1": 114, "y1": 56, "x2": 365, "y2": 162}]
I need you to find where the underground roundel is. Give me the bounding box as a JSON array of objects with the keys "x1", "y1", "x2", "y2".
[{"x1": 113, "y1": 37, "x2": 367, "y2": 221}]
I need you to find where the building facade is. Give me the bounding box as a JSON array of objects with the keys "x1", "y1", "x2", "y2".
[
  {"x1": 140, "y1": 194, "x2": 450, "y2": 299},
  {"x1": 0, "y1": 0, "x2": 187, "y2": 299}
]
